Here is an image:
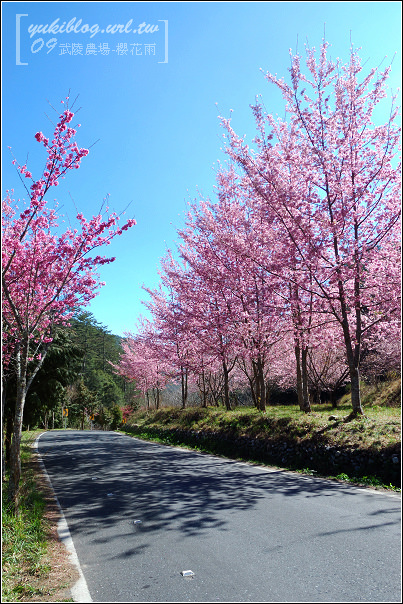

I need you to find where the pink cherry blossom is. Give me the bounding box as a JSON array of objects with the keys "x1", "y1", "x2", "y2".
[{"x1": 3, "y1": 96, "x2": 136, "y2": 506}]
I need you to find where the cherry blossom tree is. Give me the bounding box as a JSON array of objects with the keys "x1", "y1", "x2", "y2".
[
  {"x1": 2, "y1": 98, "x2": 136, "y2": 507},
  {"x1": 116, "y1": 39, "x2": 399, "y2": 420},
  {"x1": 187, "y1": 167, "x2": 316, "y2": 411},
  {"x1": 142, "y1": 253, "x2": 196, "y2": 409},
  {"x1": 220, "y1": 40, "x2": 401, "y2": 416},
  {"x1": 175, "y1": 174, "x2": 295, "y2": 411},
  {"x1": 114, "y1": 320, "x2": 171, "y2": 409}
]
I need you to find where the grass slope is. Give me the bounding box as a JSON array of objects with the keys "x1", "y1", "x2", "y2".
[{"x1": 122, "y1": 379, "x2": 401, "y2": 490}]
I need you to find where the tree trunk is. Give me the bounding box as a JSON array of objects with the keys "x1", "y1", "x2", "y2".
[
  {"x1": 6, "y1": 335, "x2": 50, "y2": 508},
  {"x1": 1, "y1": 384, "x2": 5, "y2": 481},
  {"x1": 254, "y1": 358, "x2": 266, "y2": 411},
  {"x1": 333, "y1": 232, "x2": 364, "y2": 417},
  {"x1": 200, "y1": 370, "x2": 207, "y2": 408},
  {"x1": 3, "y1": 413, "x2": 14, "y2": 482},
  {"x1": 301, "y1": 346, "x2": 311, "y2": 412},
  {"x1": 181, "y1": 366, "x2": 188, "y2": 409},
  {"x1": 339, "y1": 302, "x2": 364, "y2": 417},
  {"x1": 251, "y1": 361, "x2": 260, "y2": 409},
  {"x1": 348, "y1": 364, "x2": 363, "y2": 417},
  {"x1": 8, "y1": 381, "x2": 26, "y2": 509},
  {"x1": 295, "y1": 345, "x2": 310, "y2": 413},
  {"x1": 295, "y1": 345, "x2": 304, "y2": 411},
  {"x1": 249, "y1": 380, "x2": 257, "y2": 408},
  {"x1": 2, "y1": 384, "x2": 12, "y2": 482},
  {"x1": 222, "y1": 361, "x2": 231, "y2": 410}
]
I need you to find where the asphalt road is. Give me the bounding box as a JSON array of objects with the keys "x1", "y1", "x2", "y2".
[{"x1": 37, "y1": 430, "x2": 401, "y2": 603}]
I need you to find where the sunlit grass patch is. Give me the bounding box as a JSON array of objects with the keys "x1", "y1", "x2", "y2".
[{"x1": 2, "y1": 431, "x2": 51, "y2": 602}]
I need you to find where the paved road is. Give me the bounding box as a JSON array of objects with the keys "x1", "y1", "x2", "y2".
[{"x1": 38, "y1": 430, "x2": 401, "y2": 603}]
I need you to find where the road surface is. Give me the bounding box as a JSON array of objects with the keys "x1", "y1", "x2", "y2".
[{"x1": 37, "y1": 430, "x2": 401, "y2": 602}]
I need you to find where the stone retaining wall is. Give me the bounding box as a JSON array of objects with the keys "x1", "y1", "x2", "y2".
[{"x1": 125, "y1": 425, "x2": 401, "y2": 487}]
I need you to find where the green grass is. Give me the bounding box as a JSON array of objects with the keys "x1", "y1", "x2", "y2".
[
  {"x1": 125, "y1": 400, "x2": 400, "y2": 450},
  {"x1": 2, "y1": 431, "x2": 50, "y2": 602},
  {"x1": 333, "y1": 472, "x2": 401, "y2": 491},
  {"x1": 339, "y1": 377, "x2": 401, "y2": 409}
]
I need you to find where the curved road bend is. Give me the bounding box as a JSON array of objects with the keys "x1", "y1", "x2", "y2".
[{"x1": 38, "y1": 430, "x2": 401, "y2": 603}]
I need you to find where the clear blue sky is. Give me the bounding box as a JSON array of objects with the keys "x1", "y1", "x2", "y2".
[{"x1": 2, "y1": 1, "x2": 401, "y2": 336}]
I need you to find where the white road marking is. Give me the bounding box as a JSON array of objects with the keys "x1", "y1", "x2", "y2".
[{"x1": 35, "y1": 433, "x2": 93, "y2": 603}]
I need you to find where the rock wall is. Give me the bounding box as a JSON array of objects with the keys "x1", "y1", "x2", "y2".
[{"x1": 125, "y1": 425, "x2": 401, "y2": 487}]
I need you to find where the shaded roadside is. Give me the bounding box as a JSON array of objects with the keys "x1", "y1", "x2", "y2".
[
  {"x1": 121, "y1": 420, "x2": 401, "y2": 489},
  {"x1": 2, "y1": 431, "x2": 79, "y2": 603}
]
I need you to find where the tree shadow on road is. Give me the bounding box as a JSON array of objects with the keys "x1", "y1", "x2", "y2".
[{"x1": 38, "y1": 430, "x2": 400, "y2": 554}]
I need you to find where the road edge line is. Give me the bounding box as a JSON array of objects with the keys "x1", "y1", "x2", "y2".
[{"x1": 35, "y1": 433, "x2": 93, "y2": 603}]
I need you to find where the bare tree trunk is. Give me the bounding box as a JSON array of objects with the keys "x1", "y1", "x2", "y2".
[
  {"x1": 332, "y1": 217, "x2": 364, "y2": 417},
  {"x1": 248, "y1": 375, "x2": 257, "y2": 408},
  {"x1": 295, "y1": 345, "x2": 310, "y2": 413},
  {"x1": 222, "y1": 361, "x2": 231, "y2": 410},
  {"x1": 200, "y1": 369, "x2": 207, "y2": 408},
  {"x1": 5, "y1": 415, "x2": 14, "y2": 465},
  {"x1": 7, "y1": 336, "x2": 50, "y2": 509},
  {"x1": 348, "y1": 364, "x2": 363, "y2": 417},
  {"x1": 257, "y1": 358, "x2": 266, "y2": 411},
  {"x1": 181, "y1": 366, "x2": 188, "y2": 409},
  {"x1": 252, "y1": 358, "x2": 266, "y2": 411},
  {"x1": 2, "y1": 382, "x2": 11, "y2": 482},
  {"x1": 339, "y1": 293, "x2": 364, "y2": 417},
  {"x1": 301, "y1": 346, "x2": 311, "y2": 412},
  {"x1": 156, "y1": 387, "x2": 160, "y2": 410},
  {"x1": 8, "y1": 377, "x2": 26, "y2": 509},
  {"x1": 252, "y1": 360, "x2": 260, "y2": 409},
  {"x1": 295, "y1": 345, "x2": 304, "y2": 411}
]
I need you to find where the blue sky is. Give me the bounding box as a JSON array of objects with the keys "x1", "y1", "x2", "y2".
[{"x1": 2, "y1": 1, "x2": 401, "y2": 337}]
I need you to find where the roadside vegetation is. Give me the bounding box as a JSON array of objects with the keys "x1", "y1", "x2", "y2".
[
  {"x1": 120, "y1": 378, "x2": 401, "y2": 491},
  {"x1": 1, "y1": 378, "x2": 400, "y2": 601},
  {"x1": 2, "y1": 431, "x2": 77, "y2": 602}
]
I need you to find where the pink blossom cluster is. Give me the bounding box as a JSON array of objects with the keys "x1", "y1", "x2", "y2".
[
  {"x1": 9, "y1": 108, "x2": 90, "y2": 211},
  {"x1": 3, "y1": 97, "x2": 138, "y2": 505},
  {"x1": 2, "y1": 99, "x2": 136, "y2": 382},
  {"x1": 116, "y1": 42, "x2": 400, "y2": 413}
]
